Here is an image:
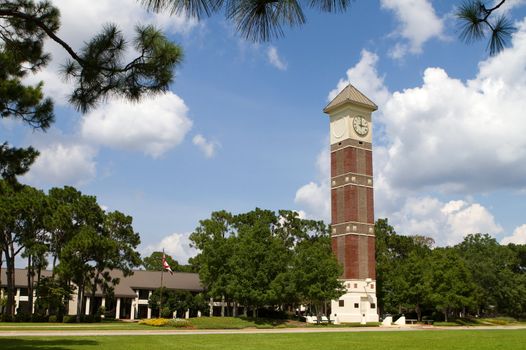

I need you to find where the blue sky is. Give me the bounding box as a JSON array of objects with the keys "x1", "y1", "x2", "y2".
[{"x1": 3, "y1": 0, "x2": 526, "y2": 264}]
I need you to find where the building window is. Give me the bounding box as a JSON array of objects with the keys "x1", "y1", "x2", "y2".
[
  {"x1": 370, "y1": 284, "x2": 374, "y2": 289},
  {"x1": 354, "y1": 303, "x2": 359, "y2": 308},
  {"x1": 370, "y1": 303, "x2": 376, "y2": 309},
  {"x1": 19, "y1": 288, "x2": 28, "y2": 296},
  {"x1": 354, "y1": 283, "x2": 358, "y2": 288},
  {"x1": 339, "y1": 300, "x2": 344, "y2": 307},
  {"x1": 138, "y1": 289, "x2": 150, "y2": 300}
]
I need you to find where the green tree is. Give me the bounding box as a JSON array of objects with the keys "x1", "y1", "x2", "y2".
[
  {"x1": 190, "y1": 210, "x2": 235, "y2": 316},
  {"x1": 375, "y1": 218, "x2": 415, "y2": 315},
  {"x1": 86, "y1": 211, "x2": 142, "y2": 315},
  {"x1": 148, "y1": 287, "x2": 198, "y2": 317},
  {"x1": 17, "y1": 187, "x2": 49, "y2": 316},
  {"x1": 456, "y1": 0, "x2": 514, "y2": 55},
  {"x1": 143, "y1": 0, "x2": 351, "y2": 42},
  {"x1": 190, "y1": 208, "x2": 344, "y2": 318},
  {"x1": 145, "y1": 0, "x2": 515, "y2": 54},
  {"x1": 375, "y1": 219, "x2": 435, "y2": 319},
  {"x1": 1, "y1": 0, "x2": 183, "y2": 183},
  {"x1": 427, "y1": 248, "x2": 476, "y2": 322},
  {"x1": 456, "y1": 233, "x2": 526, "y2": 316},
  {"x1": 0, "y1": 144, "x2": 40, "y2": 187},
  {"x1": 289, "y1": 231, "x2": 345, "y2": 315},
  {"x1": 227, "y1": 208, "x2": 286, "y2": 317},
  {"x1": 0, "y1": 181, "x2": 47, "y2": 317},
  {"x1": 143, "y1": 251, "x2": 193, "y2": 272}
]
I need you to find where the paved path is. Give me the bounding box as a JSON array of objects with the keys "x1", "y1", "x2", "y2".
[{"x1": 1, "y1": 325, "x2": 526, "y2": 337}]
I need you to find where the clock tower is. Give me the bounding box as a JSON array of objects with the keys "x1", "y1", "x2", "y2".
[{"x1": 324, "y1": 84, "x2": 379, "y2": 323}]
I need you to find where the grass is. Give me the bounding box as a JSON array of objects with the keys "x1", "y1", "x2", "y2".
[
  {"x1": 0, "y1": 315, "x2": 519, "y2": 332},
  {"x1": 0, "y1": 321, "x2": 154, "y2": 331},
  {"x1": 434, "y1": 317, "x2": 526, "y2": 327},
  {"x1": 0, "y1": 329, "x2": 525, "y2": 349},
  {"x1": 189, "y1": 317, "x2": 294, "y2": 329},
  {"x1": 0, "y1": 317, "x2": 296, "y2": 331}
]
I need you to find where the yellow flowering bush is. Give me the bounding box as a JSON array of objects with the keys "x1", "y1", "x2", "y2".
[{"x1": 139, "y1": 318, "x2": 169, "y2": 327}]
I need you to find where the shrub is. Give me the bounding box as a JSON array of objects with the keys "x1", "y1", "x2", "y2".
[
  {"x1": 1, "y1": 314, "x2": 13, "y2": 322},
  {"x1": 160, "y1": 307, "x2": 172, "y2": 319},
  {"x1": 31, "y1": 314, "x2": 49, "y2": 322},
  {"x1": 48, "y1": 315, "x2": 58, "y2": 323},
  {"x1": 14, "y1": 312, "x2": 31, "y2": 322},
  {"x1": 168, "y1": 319, "x2": 191, "y2": 328},
  {"x1": 63, "y1": 315, "x2": 77, "y2": 323},
  {"x1": 139, "y1": 318, "x2": 169, "y2": 327}
]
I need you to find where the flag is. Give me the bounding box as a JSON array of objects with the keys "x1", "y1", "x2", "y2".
[{"x1": 162, "y1": 252, "x2": 173, "y2": 275}]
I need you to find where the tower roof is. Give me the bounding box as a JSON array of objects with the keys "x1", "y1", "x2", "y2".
[{"x1": 323, "y1": 84, "x2": 378, "y2": 114}]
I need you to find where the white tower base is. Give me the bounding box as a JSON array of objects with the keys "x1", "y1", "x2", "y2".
[{"x1": 331, "y1": 279, "x2": 379, "y2": 324}]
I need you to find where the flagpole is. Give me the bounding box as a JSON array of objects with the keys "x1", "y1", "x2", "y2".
[{"x1": 160, "y1": 249, "x2": 164, "y2": 317}]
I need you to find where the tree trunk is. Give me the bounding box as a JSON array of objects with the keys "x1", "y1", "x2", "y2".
[
  {"x1": 35, "y1": 265, "x2": 42, "y2": 315},
  {"x1": 444, "y1": 308, "x2": 448, "y2": 323},
  {"x1": 90, "y1": 272, "x2": 100, "y2": 315},
  {"x1": 5, "y1": 245, "x2": 16, "y2": 317},
  {"x1": 243, "y1": 304, "x2": 247, "y2": 317},
  {"x1": 52, "y1": 255, "x2": 57, "y2": 278},
  {"x1": 221, "y1": 295, "x2": 225, "y2": 317},
  {"x1": 416, "y1": 303, "x2": 421, "y2": 321},
  {"x1": 0, "y1": 249, "x2": 2, "y2": 314},
  {"x1": 76, "y1": 279, "x2": 84, "y2": 322},
  {"x1": 252, "y1": 306, "x2": 256, "y2": 318},
  {"x1": 233, "y1": 301, "x2": 238, "y2": 317},
  {"x1": 27, "y1": 255, "x2": 34, "y2": 316}
]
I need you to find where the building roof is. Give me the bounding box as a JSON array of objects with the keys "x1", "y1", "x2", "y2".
[
  {"x1": 1, "y1": 268, "x2": 203, "y2": 298},
  {"x1": 0, "y1": 269, "x2": 52, "y2": 288},
  {"x1": 323, "y1": 84, "x2": 378, "y2": 114}
]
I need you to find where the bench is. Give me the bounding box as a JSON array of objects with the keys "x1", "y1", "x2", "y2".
[
  {"x1": 316, "y1": 316, "x2": 334, "y2": 324},
  {"x1": 422, "y1": 320, "x2": 434, "y2": 325},
  {"x1": 406, "y1": 319, "x2": 418, "y2": 324}
]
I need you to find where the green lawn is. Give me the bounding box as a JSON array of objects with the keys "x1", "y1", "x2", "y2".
[
  {"x1": 188, "y1": 316, "x2": 294, "y2": 329},
  {"x1": 0, "y1": 317, "x2": 291, "y2": 331},
  {"x1": 0, "y1": 330, "x2": 525, "y2": 350},
  {"x1": 0, "y1": 317, "x2": 381, "y2": 331},
  {"x1": 0, "y1": 322, "x2": 154, "y2": 331}
]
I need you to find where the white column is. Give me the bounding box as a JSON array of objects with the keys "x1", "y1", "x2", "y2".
[
  {"x1": 197, "y1": 310, "x2": 202, "y2": 318},
  {"x1": 85, "y1": 297, "x2": 91, "y2": 315},
  {"x1": 116, "y1": 298, "x2": 121, "y2": 320},
  {"x1": 101, "y1": 298, "x2": 106, "y2": 318},
  {"x1": 131, "y1": 303, "x2": 135, "y2": 321},
  {"x1": 185, "y1": 309, "x2": 190, "y2": 319},
  {"x1": 15, "y1": 288, "x2": 20, "y2": 314},
  {"x1": 147, "y1": 290, "x2": 152, "y2": 319}
]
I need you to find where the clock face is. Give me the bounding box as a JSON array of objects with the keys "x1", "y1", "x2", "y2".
[
  {"x1": 332, "y1": 118, "x2": 346, "y2": 138},
  {"x1": 353, "y1": 116, "x2": 369, "y2": 136}
]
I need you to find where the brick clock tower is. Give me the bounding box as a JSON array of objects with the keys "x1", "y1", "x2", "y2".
[{"x1": 324, "y1": 84, "x2": 379, "y2": 323}]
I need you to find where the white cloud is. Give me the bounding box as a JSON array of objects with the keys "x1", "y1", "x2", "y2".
[
  {"x1": 24, "y1": 0, "x2": 199, "y2": 105},
  {"x1": 496, "y1": 0, "x2": 526, "y2": 13},
  {"x1": 294, "y1": 148, "x2": 330, "y2": 221},
  {"x1": 144, "y1": 232, "x2": 197, "y2": 264},
  {"x1": 192, "y1": 134, "x2": 218, "y2": 158},
  {"x1": 81, "y1": 92, "x2": 192, "y2": 158},
  {"x1": 390, "y1": 197, "x2": 502, "y2": 245},
  {"x1": 501, "y1": 224, "x2": 526, "y2": 244},
  {"x1": 298, "y1": 18, "x2": 526, "y2": 246},
  {"x1": 267, "y1": 46, "x2": 288, "y2": 71},
  {"x1": 327, "y1": 50, "x2": 390, "y2": 107},
  {"x1": 381, "y1": 0, "x2": 444, "y2": 58},
  {"x1": 380, "y1": 18, "x2": 526, "y2": 193},
  {"x1": 23, "y1": 142, "x2": 97, "y2": 186}
]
